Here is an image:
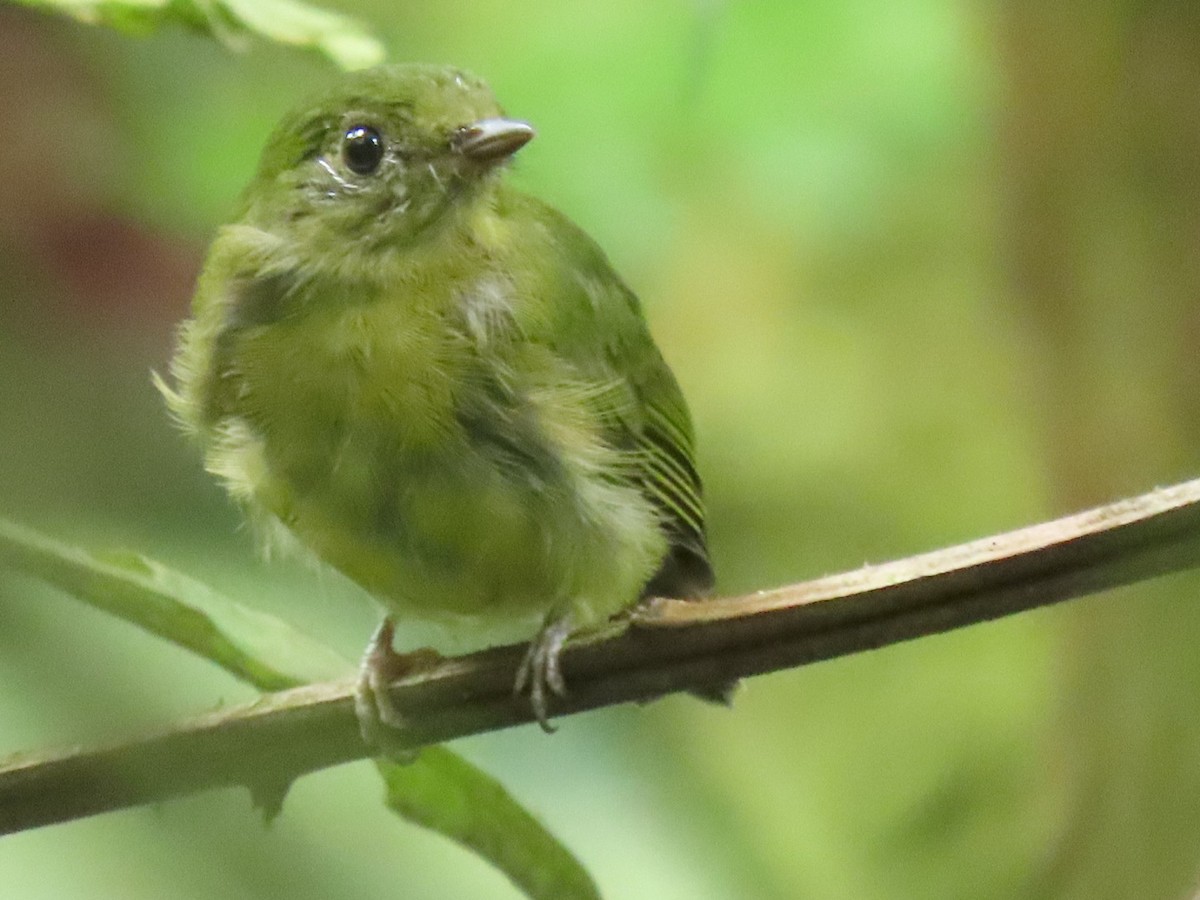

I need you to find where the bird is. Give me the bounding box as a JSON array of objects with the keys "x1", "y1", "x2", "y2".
[{"x1": 158, "y1": 62, "x2": 714, "y2": 743}]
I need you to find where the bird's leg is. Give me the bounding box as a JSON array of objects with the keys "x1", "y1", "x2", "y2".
[
  {"x1": 514, "y1": 611, "x2": 573, "y2": 733},
  {"x1": 355, "y1": 617, "x2": 442, "y2": 759}
]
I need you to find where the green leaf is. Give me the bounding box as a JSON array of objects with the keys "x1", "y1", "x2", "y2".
[
  {"x1": 13, "y1": 0, "x2": 386, "y2": 70},
  {"x1": 217, "y1": 0, "x2": 385, "y2": 70},
  {"x1": 379, "y1": 749, "x2": 602, "y2": 900},
  {"x1": 0, "y1": 516, "x2": 349, "y2": 690}
]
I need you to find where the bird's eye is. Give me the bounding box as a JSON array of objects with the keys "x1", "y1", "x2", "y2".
[{"x1": 343, "y1": 125, "x2": 384, "y2": 175}]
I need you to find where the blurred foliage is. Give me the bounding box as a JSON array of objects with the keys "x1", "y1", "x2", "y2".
[
  {"x1": 2, "y1": 1, "x2": 1200, "y2": 898},
  {"x1": 0, "y1": 516, "x2": 348, "y2": 688},
  {"x1": 13, "y1": 0, "x2": 383, "y2": 69},
  {"x1": 378, "y1": 750, "x2": 600, "y2": 900}
]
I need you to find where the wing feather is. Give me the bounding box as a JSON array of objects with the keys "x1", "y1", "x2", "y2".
[{"x1": 500, "y1": 191, "x2": 714, "y2": 598}]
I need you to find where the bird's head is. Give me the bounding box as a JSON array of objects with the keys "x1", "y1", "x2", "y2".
[{"x1": 244, "y1": 63, "x2": 534, "y2": 254}]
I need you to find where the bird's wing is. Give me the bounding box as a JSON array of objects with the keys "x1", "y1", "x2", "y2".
[
  {"x1": 623, "y1": 342, "x2": 714, "y2": 599},
  {"x1": 504, "y1": 194, "x2": 714, "y2": 598}
]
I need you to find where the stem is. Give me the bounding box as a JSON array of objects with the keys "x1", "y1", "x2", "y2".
[{"x1": 4, "y1": 477, "x2": 1200, "y2": 835}]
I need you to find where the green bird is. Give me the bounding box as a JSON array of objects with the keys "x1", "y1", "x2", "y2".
[{"x1": 159, "y1": 63, "x2": 713, "y2": 739}]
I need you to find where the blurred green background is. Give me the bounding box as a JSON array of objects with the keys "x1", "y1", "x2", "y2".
[{"x1": 3, "y1": 1, "x2": 1200, "y2": 897}]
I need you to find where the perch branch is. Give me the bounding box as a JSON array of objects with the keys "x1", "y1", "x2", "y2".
[{"x1": 4, "y1": 477, "x2": 1200, "y2": 835}]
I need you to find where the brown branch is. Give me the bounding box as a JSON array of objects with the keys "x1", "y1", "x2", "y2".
[{"x1": 4, "y1": 477, "x2": 1200, "y2": 835}]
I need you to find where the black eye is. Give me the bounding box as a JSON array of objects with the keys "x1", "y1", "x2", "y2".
[{"x1": 343, "y1": 125, "x2": 384, "y2": 175}]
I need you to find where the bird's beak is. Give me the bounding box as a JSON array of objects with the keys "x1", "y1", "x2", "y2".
[{"x1": 453, "y1": 118, "x2": 535, "y2": 163}]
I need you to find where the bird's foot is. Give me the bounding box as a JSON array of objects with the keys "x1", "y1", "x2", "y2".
[
  {"x1": 514, "y1": 613, "x2": 573, "y2": 733},
  {"x1": 355, "y1": 617, "x2": 442, "y2": 761}
]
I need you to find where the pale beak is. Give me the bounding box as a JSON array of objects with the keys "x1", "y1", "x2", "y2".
[{"x1": 453, "y1": 118, "x2": 535, "y2": 162}]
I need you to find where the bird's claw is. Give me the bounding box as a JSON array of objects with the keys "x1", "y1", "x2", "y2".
[
  {"x1": 355, "y1": 617, "x2": 440, "y2": 761},
  {"x1": 514, "y1": 614, "x2": 573, "y2": 733}
]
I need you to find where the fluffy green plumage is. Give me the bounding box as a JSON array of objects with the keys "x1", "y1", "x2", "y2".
[{"x1": 161, "y1": 63, "x2": 711, "y2": 729}]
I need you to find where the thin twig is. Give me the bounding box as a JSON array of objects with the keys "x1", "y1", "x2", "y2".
[{"x1": 4, "y1": 477, "x2": 1200, "y2": 835}]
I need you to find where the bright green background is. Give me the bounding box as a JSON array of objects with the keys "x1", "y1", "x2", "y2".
[{"x1": 3, "y1": 1, "x2": 1200, "y2": 897}]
